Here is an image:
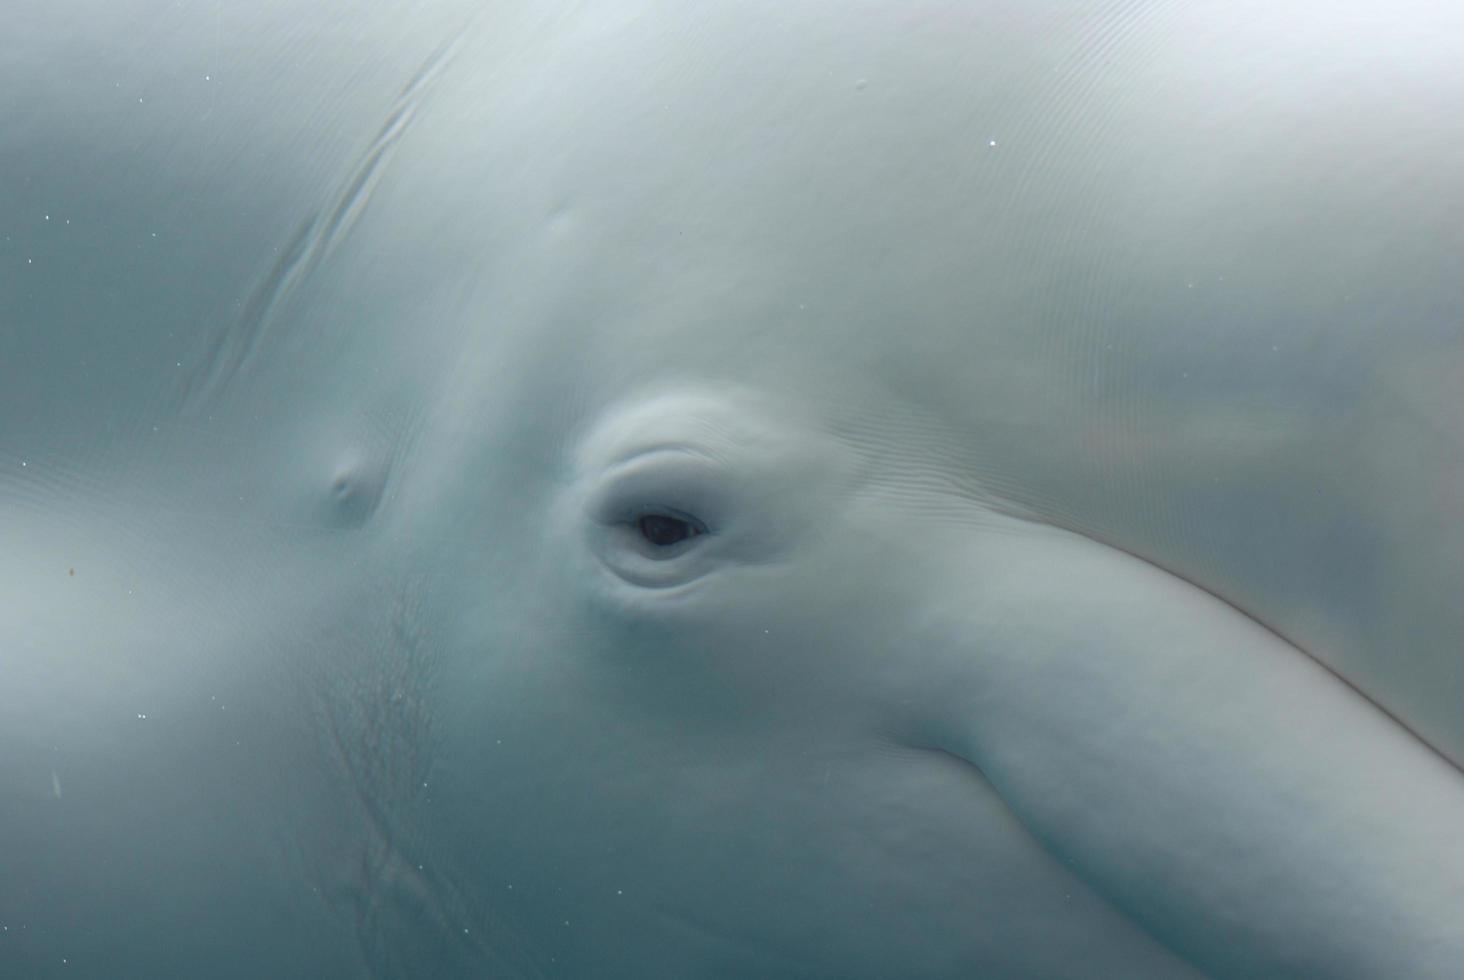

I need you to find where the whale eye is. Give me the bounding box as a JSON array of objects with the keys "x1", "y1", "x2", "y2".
[
  {"x1": 638, "y1": 513, "x2": 701, "y2": 547},
  {"x1": 574, "y1": 393, "x2": 831, "y2": 596}
]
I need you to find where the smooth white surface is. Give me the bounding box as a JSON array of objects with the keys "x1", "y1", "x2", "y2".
[{"x1": 2, "y1": 1, "x2": 1462, "y2": 977}]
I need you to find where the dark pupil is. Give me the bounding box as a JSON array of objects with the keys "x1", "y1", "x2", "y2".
[{"x1": 638, "y1": 514, "x2": 692, "y2": 546}]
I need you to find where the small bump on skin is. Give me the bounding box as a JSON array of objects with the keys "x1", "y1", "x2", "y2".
[{"x1": 322, "y1": 451, "x2": 390, "y2": 529}]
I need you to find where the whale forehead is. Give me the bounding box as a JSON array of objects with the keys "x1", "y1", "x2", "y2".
[
  {"x1": 402, "y1": 0, "x2": 1461, "y2": 377},
  {"x1": 387, "y1": 0, "x2": 1459, "y2": 464}
]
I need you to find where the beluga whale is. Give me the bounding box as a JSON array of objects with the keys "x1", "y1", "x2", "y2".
[{"x1": 3, "y1": 0, "x2": 1463, "y2": 977}]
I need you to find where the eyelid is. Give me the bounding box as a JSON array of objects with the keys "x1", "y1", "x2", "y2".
[
  {"x1": 587, "y1": 451, "x2": 730, "y2": 531},
  {"x1": 606, "y1": 443, "x2": 725, "y2": 467}
]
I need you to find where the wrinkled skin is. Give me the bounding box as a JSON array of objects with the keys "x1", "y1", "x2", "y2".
[{"x1": 3, "y1": 1, "x2": 1463, "y2": 977}]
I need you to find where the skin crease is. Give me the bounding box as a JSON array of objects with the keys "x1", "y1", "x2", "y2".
[{"x1": 4, "y1": 1, "x2": 1464, "y2": 978}]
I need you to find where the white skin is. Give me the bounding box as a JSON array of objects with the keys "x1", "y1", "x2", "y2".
[
  {"x1": 387, "y1": 3, "x2": 1464, "y2": 973},
  {"x1": 400, "y1": 384, "x2": 1464, "y2": 978},
  {"x1": 4, "y1": 1, "x2": 1463, "y2": 977}
]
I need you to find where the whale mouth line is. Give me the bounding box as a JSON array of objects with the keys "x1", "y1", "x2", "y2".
[
  {"x1": 912, "y1": 742, "x2": 1198, "y2": 971},
  {"x1": 1081, "y1": 524, "x2": 1464, "y2": 780}
]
